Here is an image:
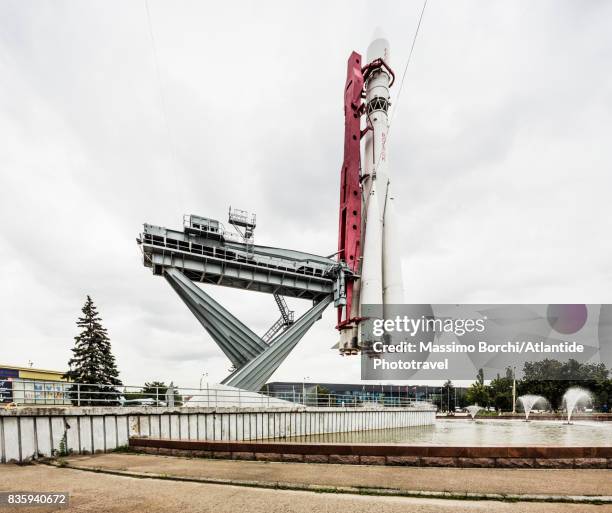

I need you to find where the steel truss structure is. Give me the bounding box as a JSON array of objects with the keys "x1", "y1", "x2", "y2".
[{"x1": 138, "y1": 214, "x2": 345, "y2": 391}]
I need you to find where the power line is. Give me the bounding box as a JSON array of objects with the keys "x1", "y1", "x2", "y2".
[
  {"x1": 388, "y1": 0, "x2": 428, "y2": 136},
  {"x1": 367, "y1": 0, "x2": 428, "y2": 214},
  {"x1": 368, "y1": 0, "x2": 428, "y2": 191},
  {"x1": 144, "y1": 0, "x2": 183, "y2": 213}
]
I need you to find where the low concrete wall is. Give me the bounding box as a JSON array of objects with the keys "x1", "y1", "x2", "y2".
[
  {"x1": 130, "y1": 437, "x2": 612, "y2": 469},
  {"x1": 0, "y1": 406, "x2": 435, "y2": 463}
]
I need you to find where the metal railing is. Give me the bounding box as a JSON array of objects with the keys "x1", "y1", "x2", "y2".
[
  {"x1": 140, "y1": 232, "x2": 334, "y2": 279},
  {"x1": 1, "y1": 380, "x2": 436, "y2": 410}
]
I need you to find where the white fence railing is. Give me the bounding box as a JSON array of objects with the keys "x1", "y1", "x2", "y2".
[{"x1": 1, "y1": 380, "x2": 435, "y2": 410}]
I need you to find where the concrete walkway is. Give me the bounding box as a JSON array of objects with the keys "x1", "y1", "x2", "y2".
[
  {"x1": 57, "y1": 452, "x2": 612, "y2": 498},
  {"x1": 1, "y1": 463, "x2": 611, "y2": 513}
]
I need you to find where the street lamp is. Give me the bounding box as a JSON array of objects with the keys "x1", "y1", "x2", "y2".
[{"x1": 302, "y1": 376, "x2": 310, "y2": 405}]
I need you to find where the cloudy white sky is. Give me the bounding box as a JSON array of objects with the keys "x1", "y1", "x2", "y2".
[{"x1": 1, "y1": 1, "x2": 611, "y2": 388}]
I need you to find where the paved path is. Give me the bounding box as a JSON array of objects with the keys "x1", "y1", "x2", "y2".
[
  {"x1": 64, "y1": 453, "x2": 612, "y2": 497},
  {"x1": 1, "y1": 464, "x2": 611, "y2": 513}
]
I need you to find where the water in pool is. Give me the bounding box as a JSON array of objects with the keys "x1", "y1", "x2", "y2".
[{"x1": 280, "y1": 419, "x2": 612, "y2": 446}]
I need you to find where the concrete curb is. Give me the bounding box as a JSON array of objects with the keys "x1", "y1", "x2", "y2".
[{"x1": 42, "y1": 460, "x2": 612, "y2": 505}]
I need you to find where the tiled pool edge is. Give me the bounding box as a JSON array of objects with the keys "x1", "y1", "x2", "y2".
[{"x1": 129, "y1": 437, "x2": 612, "y2": 469}]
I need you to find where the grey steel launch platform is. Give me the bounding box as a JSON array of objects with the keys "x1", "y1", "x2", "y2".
[
  {"x1": 137, "y1": 211, "x2": 350, "y2": 391},
  {"x1": 139, "y1": 214, "x2": 337, "y2": 300}
]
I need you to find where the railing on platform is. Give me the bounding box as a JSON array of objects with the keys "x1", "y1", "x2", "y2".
[{"x1": 1, "y1": 380, "x2": 435, "y2": 410}]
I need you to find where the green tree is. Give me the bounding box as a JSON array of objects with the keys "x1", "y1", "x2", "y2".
[
  {"x1": 122, "y1": 381, "x2": 183, "y2": 405},
  {"x1": 141, "y1": 381, "x2": 169, "y2": 400},
  {"x1": 144, "y1": 381, "x2": 182, "y2": 406},
  {"x1": 476, "y1": 368, "x2": 485, "y2": 385},
  {"x1": 466, "y1": 368, "x2": 490, "y2": 407},
  {"x1": 63, "y1": 296, "x2": 122, "y2": 405},
  {"x1": 465, "y1": 382, "x2": 490, "y2": 407},
  {"x1": 489, "y1": 368, "x2": 513, "y2": 412}
]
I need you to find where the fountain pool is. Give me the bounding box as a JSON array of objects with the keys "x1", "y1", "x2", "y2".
[{"x1": 281, "y1": 419, "x2": 612, "y2": 446}]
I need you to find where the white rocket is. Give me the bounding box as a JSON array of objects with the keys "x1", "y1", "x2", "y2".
[
  {"x1": 360, "y1": 34, "x2": 405, "y2": 318},
  {"x1": 335, "y1": 33, "x2": 404, "y2": 354}
]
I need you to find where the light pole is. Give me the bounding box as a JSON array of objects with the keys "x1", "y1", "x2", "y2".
[
  {"x1": 199, "y1": 372, "x2": 208, "y2": 390},
  {"x1": 302, "y1": 376, "x2": 310, "y2": 405},
  {"x1": 512, "y1": 366, "x2": 516, "y2": 414},
  {"x1": 199, "y1": 372, "x2": 208, "y2": 407}
]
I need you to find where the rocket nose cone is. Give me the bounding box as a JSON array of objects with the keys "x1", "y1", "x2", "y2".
[{"x1": 367, "y1": 28, "x2": 390, "y2": 63}]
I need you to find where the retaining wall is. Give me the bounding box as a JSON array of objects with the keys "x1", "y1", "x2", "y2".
[
  {"x1": 130, "y1": 437, "x2": 612, "y2": 469},
  {"x1": 0, "y1": 406, "x2": 435, "y2": 463}
]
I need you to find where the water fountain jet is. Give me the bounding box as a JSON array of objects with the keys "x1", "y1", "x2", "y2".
[
  {"x1": 562, "y1": 387, "x2": 592, "y2": 424},
  {"x1": 517, "y1": 395, "x2": 547, "y2": 421},
  {"x1": 465, "y1": 405, "x2": 483, "y2": 420}
]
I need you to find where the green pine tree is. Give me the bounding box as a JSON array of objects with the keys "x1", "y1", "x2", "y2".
[{"x1": 63, "y1": 296, "x2": 122, "y2": 406}]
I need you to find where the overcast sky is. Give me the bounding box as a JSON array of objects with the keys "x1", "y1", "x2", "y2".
[{"x1": 1, "y1": 1, "x2": 611, "y2": 388}]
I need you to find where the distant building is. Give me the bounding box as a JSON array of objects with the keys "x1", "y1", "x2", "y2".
[
  {"x1": 265, "y1": 381, "x2": 467, "y2": 408},
  {"x1": 0, "y1": 364, "x2": 70, "y2": 405}
]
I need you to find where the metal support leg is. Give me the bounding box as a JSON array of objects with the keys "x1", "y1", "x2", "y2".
[
  {"x1": 164, "y1": 267, "x2": 268, "y2": 369},
  {"x1": 223, "y1": 296, "x2": 332, "y2": 391},
  {"x1": 165, "y1": 267, "x2": 332, "y2": 392}
]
